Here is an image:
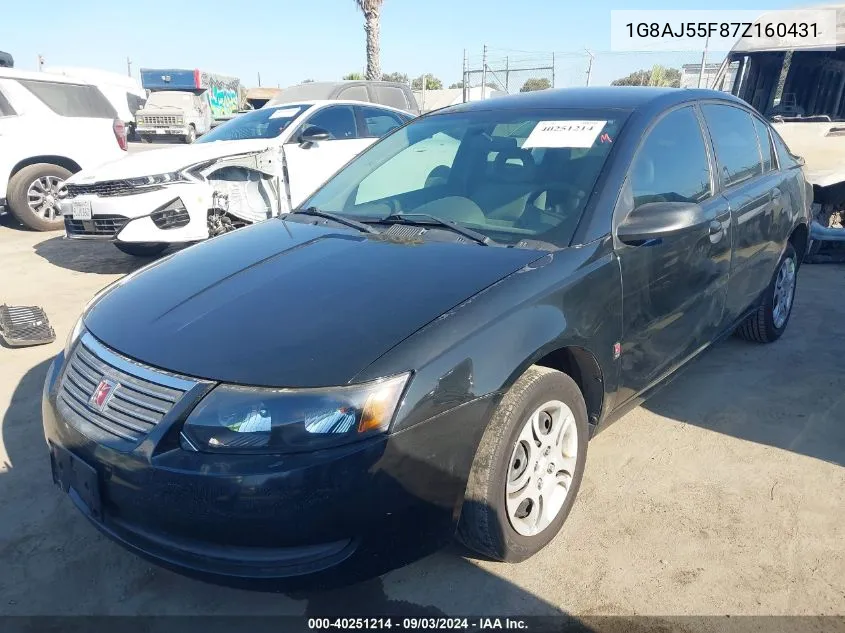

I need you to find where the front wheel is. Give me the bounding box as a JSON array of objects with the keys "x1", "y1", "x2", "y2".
[
  {"x1": 736, "y1": 243, "x2": 798, "y2": 343},
  {"x1": 183, "y1": 125, "x2": 196, "y2": 144},
  {"x1": 458, "y1": 366, "x2": 588, "y2": 562},
  {"x1": 114, "y1": 242, "x2": 168, "y2": 257}
]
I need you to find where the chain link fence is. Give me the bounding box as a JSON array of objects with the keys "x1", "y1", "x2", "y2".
[{"x1": 461, "y1": 48, "x2": 724, "y2": 101}]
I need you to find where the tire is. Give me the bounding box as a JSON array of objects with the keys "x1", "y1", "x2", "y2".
[
  {"x1": 736, "y1": 243, "x2": 798, "y2": 343},
  {"x1": 6, "y1": 163, "x2": 72, "y2": 231},
  {"x1": 140, "y1": 135, "x2": 152, "y2": 144},
  {"x1": 183, "y1": 125, "x2": 196, "y2": 144},
  {"x1": 114, "y1": 242, "x2": 167, "y2": 257},
  {"x1": 458, "y1": 365, "x2": 589, "y2": 562}
]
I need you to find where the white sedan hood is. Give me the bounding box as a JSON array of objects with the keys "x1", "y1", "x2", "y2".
[{"x1": 68, "y1": 139, "x2": 277, "y2": 184}]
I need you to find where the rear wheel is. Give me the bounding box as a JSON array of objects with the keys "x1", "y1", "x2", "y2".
[
  {"x1": 6, "y1": 163, "x2": 71, "y2": 231},
  {"x1": 736, "y1": 243, "x2": 798, "y2": 343},
  {"x1": 458, "y1": 366, "x2": 588, "y2": 562},
  {"x1": 114, "y1": 242, "x2": 167, "y2": 257}
]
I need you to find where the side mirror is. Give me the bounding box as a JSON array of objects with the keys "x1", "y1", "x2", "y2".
[
  {"x1": 299, "y1": 127, "x2": 331, "y2": 147},
  {"x1": 617, "y1": 201, "x2": 707, "y2": 245}
]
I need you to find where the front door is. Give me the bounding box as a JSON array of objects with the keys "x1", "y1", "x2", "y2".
[
  {"x1": 614, "y1": 104, "x2": 732, "y2": 404},
  {"x1": 284, "y1": 104, "x2": 373, "y2": 208}
]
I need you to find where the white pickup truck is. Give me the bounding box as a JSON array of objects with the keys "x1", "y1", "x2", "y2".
[{"x1": 61, "y1": 100, "x2": 414, "y2": 256}]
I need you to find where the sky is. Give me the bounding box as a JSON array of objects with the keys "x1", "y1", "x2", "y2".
[{"x1": 0, "y1": 0, "x2": 822, "y2": 91}]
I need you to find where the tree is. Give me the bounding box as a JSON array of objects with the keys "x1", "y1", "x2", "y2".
[
  {"x1": 382, "y1": 71, "x2": 409, "y2": 84},
  {"x1": 448, "y1": 81, "x2": 464, "y2": 89},
  {"x1": 520, "y1": 77, "x2": 551, "y2": 92},
  {"x1": 611, "y1": 65, "x2": 681, "y2": 87},
  {"x1": 412, "y1": 75, "x2": 443, "y2": 91},
  {"x1": 353, "y1": 0, "x2": 383, "y2": 81},
  {"x1": 343, "y1": 72, "x2": 364, "y2": 80}
]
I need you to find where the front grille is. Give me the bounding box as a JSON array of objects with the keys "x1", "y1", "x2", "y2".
[
  {"x1": 57, "y1": 334, "x2": 197, "y2": 448},
  {"x1": 64, "y1": 215, "x2": 129, "y2": 237},
  {"x1": 66, "y1": 181, "x2": 139, "y2": 198},
  {"x1": 139, "y1": 115, "x2": 183, "y2": 127}
]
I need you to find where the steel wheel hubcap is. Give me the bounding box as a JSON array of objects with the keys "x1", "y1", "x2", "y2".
[
  {"x1": 506, "y1": 399, "x2": 578, "y2": 537},
  {"x1": 27, "y1": 176, "x2": 64, "y2": 221},
  {"x1": 772, "y1": 255, "x2": 796, "y2": 329}
]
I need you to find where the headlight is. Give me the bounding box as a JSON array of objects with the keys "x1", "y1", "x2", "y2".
[
  {"x1": 181, "y1": 373, "x2": 411, "y2": 454},
  {"x1": 64, "y1": 314, "x2": 85, "y2": 357},
  {"x1": 127, "y1": 172, "x2": 184, "y2": 187}
]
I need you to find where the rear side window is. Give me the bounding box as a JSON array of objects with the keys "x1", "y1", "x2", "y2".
[
  {"x1": 0, "y1": 88, "x2": 15, "y2": 116},
  {"x1": 16, "y1": 79, "x2": 117, "y2": 118},
  {"x1": 701, "y1": 104, "x2": 763, "y2": 188},
  {"x1": 358, "y1": 106, "x2": 404, "y2": 137},
  {"x1": 338, "y1": 85, "x2": 369, "y2": 102},
  {"x1": 752, "y1": 115, "x2": 774, "y2": 172},
  {"x1": 374, "y1": 86, "x2": 409, "y2": 110},
  {"x1": 630, "y1": 106, "x2": 712, "y2": 208}
]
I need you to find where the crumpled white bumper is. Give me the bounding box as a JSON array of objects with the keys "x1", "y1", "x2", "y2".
[{"x1": 61, "y1": 183, "x2": 212, "y2": 244}]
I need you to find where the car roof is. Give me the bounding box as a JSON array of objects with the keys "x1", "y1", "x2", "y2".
[
  {"x1": 441, "y1": 86, "x2": 749, "y2": 114},
  {"x1": 0, "y1": 67, "x2": 95, "y2": 85},
  {"x1": 263, "y1": 99, "x2": 411, "y2": 115}
]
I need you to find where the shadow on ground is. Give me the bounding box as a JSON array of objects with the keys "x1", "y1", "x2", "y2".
[
  {"x1": 33, "y1": 236, "x2": 175, "y2": 275},
  {"x1": 642, "y1": 263, "x2": 845, "y2": 468}
]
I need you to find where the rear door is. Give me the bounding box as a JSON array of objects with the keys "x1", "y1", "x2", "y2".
[
  {"x1": 701, "y1": 103, "x2": 779, "y2": 323},
  {"x1": 283, "y1": 104, "x2": 373, "y2": 207},
  {"x1": 614, "y1": 104, "x2": 732, "y2": 403}
]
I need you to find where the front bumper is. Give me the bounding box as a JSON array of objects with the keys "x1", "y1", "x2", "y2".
[
  {"x1": 42, "y1": 342, "x2": 494, "y2": 588},
  {"x1": 810, "y1": 219, "x2": 845, "y2": 243},
  {"x1": 60, "y1": 184, "x2": 211, "y2": 244}
]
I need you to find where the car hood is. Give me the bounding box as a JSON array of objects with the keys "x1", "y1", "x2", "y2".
[
  {"x1": 66, "y1": 139, "x2": 276, "y2": 183},
  {"x1": 83, "y1": 220, "x2": 541, "y2": 388}
]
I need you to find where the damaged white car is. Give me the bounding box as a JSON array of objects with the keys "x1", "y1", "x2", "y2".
[{"x1": 60, "y1": 100, "x2": 414, "y2": 256}]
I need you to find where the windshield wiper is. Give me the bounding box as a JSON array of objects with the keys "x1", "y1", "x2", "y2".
[
  {"x1": 292, "y1": 207, "x2": 378, "y2": 234},
  {"x1": 380, "y1": 213, "x2": 493, "y2": 246}
]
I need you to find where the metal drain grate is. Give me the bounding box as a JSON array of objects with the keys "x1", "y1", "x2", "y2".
[{"x1": 0, "y1": 305, "x2": 56, "y2": 347}]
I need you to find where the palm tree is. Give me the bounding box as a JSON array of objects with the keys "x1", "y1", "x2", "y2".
[{"x1": 354, "y1": 0, "x2": 383, "y2": 81}]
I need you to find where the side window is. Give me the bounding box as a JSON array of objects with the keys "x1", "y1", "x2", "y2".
[
  {"x1": 771, "y1": 128, "x2": 800, "y2": 169},
  {"x1": 358, "y1": 106, "x2": 404, "y2": 138},
  {"x1": 15, "y1": 79, "x2": 117, "y2": 118},
  {"x1": 338, "y1": 85, "x2": 369, "y2": 102},
  {"x1": 0, "y1": 87, "x2": 15, "y2": 116},
  {"x1": 300, "y1": 105, "x2": 357, "y2": 140},
  {"x1": 374, "y1": 86, "x2": 409, "y2": 111},
  {"x1": 752, "y1": 116, "x2": 774, "y2": 172},
  {"x1": 701, "y1": 104, "x2": 763, "y2": 188},
  {"x1": 630, "y1": 106, "x2": 712, "y2": 209}
]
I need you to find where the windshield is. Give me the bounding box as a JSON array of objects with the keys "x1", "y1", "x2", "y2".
[
  {"x1": 147, "y1": 91, "x2": 195, "y2": 108},
  {"x1": 197, "y1": 104, "x2": 310, "y2": 143},
  {"x1": 302, "y1": 107, "x2": 628, "y2": 247}
]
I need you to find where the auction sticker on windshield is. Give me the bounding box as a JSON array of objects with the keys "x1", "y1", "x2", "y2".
[
  {"x1": 270, "y1": 108, "x2": 302, "y2": 119},
  {"x1": 522, "y1": 120, "x2": 607, "y2": 148}
]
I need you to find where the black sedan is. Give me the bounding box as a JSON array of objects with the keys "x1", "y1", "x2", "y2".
[{"x1": 43, "y1": 87, "x2": 810, "y2": 588}]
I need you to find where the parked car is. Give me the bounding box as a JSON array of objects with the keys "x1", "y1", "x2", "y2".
[
  {"x1": 60, "y1": 100, "x2": 414, "y2": 256},
  {"x1": 0, "y1": 69, "x2": 127, "y2": 231},
  {"x1": 43, "y1": 67, "x2": 147, "y2": 140},
  {"x1": 268, "y1": 80, "x2": 420, "y2": 115},
  {"x1": 43, "y1": 87, "x2": 810, "y2": 589}
]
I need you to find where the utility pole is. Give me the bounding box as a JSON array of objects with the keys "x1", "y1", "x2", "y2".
[
  {"x1": 552, "y1": 52, "x2": 556, "y2": 88},
  {"x1": 697, "y1": 36, "x2": 710, "y2": 88},
  {"x1": 585, "y1": 49, "x2": 595, "y2": 86},
  {"x1": 421, "y1": 73, "x2": 426, "y2": 112},
  {"x1": 37, "y1": 54, "x2": 44, "y2": 71},
  {"x1": 505, "y1": 56, "x2": 510, "y2": 93},
  {"x1": 481, "y1": 44, "x2": 488, "y2": 100},
  {"x1": 126, "y1": 57, "x2": 133, "y2": 77},
  {"x1": 462, "y1": 48, "x2": 468, "y2": 103},
  {"x1": 257, "y1": 71, "x2": 262, "y2": 87}
]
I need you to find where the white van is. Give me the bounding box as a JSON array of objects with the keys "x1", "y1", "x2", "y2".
[
  {"x1": 0, "y1": 68, "x2": 128, "y2": 230},
  {"x1": 44, "y1": 67, "x2": 147, "y2": 139}
]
